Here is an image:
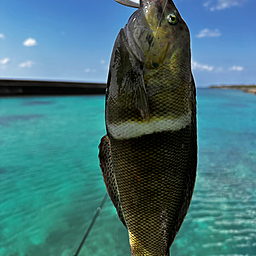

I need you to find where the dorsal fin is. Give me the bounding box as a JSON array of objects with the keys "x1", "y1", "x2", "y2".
[{"x1": 114, "y1": 0, "x2": 140, "y2": 8}]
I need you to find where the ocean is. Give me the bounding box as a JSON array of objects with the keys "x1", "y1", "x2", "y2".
[{"x1": 0, "y1": 89, "x2": 256, "y2": 256}]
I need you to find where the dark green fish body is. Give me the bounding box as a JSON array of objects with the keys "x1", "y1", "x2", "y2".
[{"x1": 99, "y1": 0, "x2": 197, "y2": 255}]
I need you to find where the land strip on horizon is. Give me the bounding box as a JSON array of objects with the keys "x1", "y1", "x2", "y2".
[
  {"x1": 209, "y1": 85, "x2": 256, "y2": 96},
  {"x1": 0, "y1": 79, "x2": 106, "y2": 96}
]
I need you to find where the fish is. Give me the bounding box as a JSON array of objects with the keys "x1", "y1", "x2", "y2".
[{"x1": 99, "y1": 0, "x2": 197, "y2": 255}]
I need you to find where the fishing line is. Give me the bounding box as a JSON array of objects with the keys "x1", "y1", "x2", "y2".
[{"x1": 74, "y1": 193, "x2": 108, "y2": 256}]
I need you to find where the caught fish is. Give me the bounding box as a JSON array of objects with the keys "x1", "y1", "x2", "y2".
[{"x1": 99, "y1": 0, "x2": 197, "y2": 255}]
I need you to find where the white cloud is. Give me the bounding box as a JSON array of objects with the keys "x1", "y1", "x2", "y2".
[
  {"x1": 205, "y1": 0, "x2": 247, "y2": 11},
  {"x1": 0, "y1": 58, "x2": 10, "y2": 64},
  {"x1": 100, "y1": 60, "x2": 109, "y2": 70},
  {"x1": 23, "y1": 38, "x2": 37, "y2": 47},
  {"x1": 19, "y1": 61, "x2": 34, "y2": 68},
  {"x1": 229, "y1": 66, "x2": 244, "y2": 71},
  {"x1": 192, "y1": 61, "x2": 214, "y2": 71},
  {"x1": 196, "y1": 29, "x2": 221, "y2": 38},
  {"x1": 192, "y1": 62, "x2": 244, "y2": 73},
  {"x1": 203, "y1": 1, "x2": 211, "y2": 7},
  {"x1": 85, "y1": 68, "x2": 96, "y2": 73},
  {"x1": 0, "y1": 33, "x2": 5, "y2": 39}
]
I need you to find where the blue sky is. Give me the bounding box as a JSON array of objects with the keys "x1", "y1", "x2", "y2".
[{"x1": 0, "y1": 0, "x2": 255, "y2": 87}]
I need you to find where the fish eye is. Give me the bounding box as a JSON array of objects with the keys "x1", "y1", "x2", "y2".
[{"x1": 167, "y1": 14, "x2": 177, "y2": 25}]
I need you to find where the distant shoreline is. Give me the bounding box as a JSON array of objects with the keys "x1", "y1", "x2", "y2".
[
  {"x1": 0, "y1": 79, "x2": 106, "y2": 96},
  {"x1": 209, "y1": 85, "x2": 256, "y2": 96}
]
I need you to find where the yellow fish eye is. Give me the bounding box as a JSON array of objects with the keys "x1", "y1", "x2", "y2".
[{"x1": 167, "y1": 14, "x2": 177, "y2": 25}]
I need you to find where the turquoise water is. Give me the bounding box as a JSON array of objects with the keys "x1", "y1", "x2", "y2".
[{"x1": 0, "y1": 89, "x2": 256, "y2": 256}]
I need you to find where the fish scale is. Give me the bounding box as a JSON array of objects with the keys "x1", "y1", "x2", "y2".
[
  {"x1": 146, "y1": 64, "x2": 191, "y2": 119},
  {"x1": 99, "y1": 0, "x2": 197, "y2": 255},
  {"x1": 108, "y1": 126, "x2": 196, "y2": 255}
]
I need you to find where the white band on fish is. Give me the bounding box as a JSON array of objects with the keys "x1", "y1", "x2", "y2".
[{"x1": 108, "y1": 111, "x2": 192, "y2": 139}]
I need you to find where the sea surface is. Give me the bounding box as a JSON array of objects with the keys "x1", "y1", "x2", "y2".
[{"x1": 0, "y1": 89, "x2": 256, "y2": 256}]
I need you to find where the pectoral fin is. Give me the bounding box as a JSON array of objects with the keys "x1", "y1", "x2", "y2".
[
  {"x1": 108, "y1": 28, "x2": 149, "y2": 120},
  {"x1": 99, "y1": 135, "x2": 127, "y2": 228}
]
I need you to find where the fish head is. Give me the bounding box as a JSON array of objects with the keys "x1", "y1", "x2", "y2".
[{"x1": 127, "y1": 0, "x2": 191, "y2": 73}]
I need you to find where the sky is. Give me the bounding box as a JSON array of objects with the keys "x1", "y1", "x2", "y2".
[{"x1": 0, "y1": 0, "x2": 255, "y2": 87}]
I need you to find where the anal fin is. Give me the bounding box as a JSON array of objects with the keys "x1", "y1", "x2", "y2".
[{"x1": 99, "y1": 135, "x2": 127, "y2": 228}]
